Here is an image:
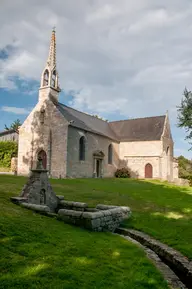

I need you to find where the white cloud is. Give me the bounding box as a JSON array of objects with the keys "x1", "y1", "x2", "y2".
[
  {"x1": 1, "y1": 106, "x2": 32, "y2": 115},
  {"x1": 128, "y1": 7, "x2": 190, "y2": 34},
  {"x1": 86, "y1": 4, "x2": 120, "y2": 23},
  {"x1": 1, "y1": 0, "x2": 192, "y2": 123}
]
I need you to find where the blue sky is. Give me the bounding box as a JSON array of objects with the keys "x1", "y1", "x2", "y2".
[{"x1": 0, "y1": 0, "x2": 192, "y2": 159}]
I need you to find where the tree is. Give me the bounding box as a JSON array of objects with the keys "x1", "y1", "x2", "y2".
[
  {"x1": 92, "y1": 114, "x2": 108, "y2": 122},
  {"x1": 177, "y1": 88, "x2": 192, "y2": 149},
  {"x1": 4, "y1": 119, "x2": 22, "y2": 134},
  {"x1": 177, "y1": 155, "x2": 192, "y2": 179}
]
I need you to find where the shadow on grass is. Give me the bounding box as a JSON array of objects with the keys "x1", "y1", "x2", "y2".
[{"x1": 0, "y1": 208, "x2": 169, "y2": 289}]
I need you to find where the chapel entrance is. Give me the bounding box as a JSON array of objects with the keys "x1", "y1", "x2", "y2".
[
  {"x1": 93, "y1": 150, "x2": 105, "y2": 178},
  {"x1": 37, "y1": 150, "x2": 47, "y2": 169},
  {"x1": 96, "y1": 159, "x2": 101, "y2": 178},
  {"x1": 145, "y1": 163, "x2": 153, "y2": 178}
]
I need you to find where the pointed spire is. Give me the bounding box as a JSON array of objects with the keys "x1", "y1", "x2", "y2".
[{"x1": 47, "y1": 27, "x2": 56, "y2": 69}]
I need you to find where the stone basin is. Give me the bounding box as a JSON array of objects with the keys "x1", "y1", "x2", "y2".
[{"x1": 58, "y1": 202, "x2": 131, "y2": 232}]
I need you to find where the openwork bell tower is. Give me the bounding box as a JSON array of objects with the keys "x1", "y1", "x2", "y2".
[{"x1": 39, "y1": 28, "x2": 61, "y2": 102}]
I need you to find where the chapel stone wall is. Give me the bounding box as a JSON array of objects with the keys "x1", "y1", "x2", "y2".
[
  {"x1": 66, "y1": 126, "x2": 119, "y2": 178},
  {"x1": 17, "y1": 98, "x2": 68, "y2": 178},
  {"x1": 119, "y1": 140, "x2": 162, "y2": 178}
]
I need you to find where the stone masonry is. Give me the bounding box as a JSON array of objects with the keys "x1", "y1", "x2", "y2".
[
  {"x1": 12, "y1": 156, "x2": 58, "y2": 212},
  {"x1": 58, "y1": 203, "x2": 131, "y2": 232}
]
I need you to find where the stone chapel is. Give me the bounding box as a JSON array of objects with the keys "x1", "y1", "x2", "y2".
[{"x1": 17, "y1": 29, "x2": 179, "y2": 180}]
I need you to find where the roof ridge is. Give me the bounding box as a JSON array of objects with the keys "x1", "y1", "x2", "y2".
[
  {"x1": 109, "y1": 115, "x2": 166, "y2": 123},
  {"x1": 58, "y1": 102, "x2": 108, "y2": 123},
  {"x1": 0, "y1": 128, "x2": 16, "y2": 134}
]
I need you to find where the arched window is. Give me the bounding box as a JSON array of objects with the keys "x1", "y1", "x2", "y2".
[
  {"x1": 79, "y1": 136, "x2": 85, "y2": 161},
  {"x1": 108, "y1": 144, "x2": 113, "y2": 164},
  {"x1": 51, "y1": 70, "x2": 56, "y2": 87},
  {"x1": 43, "y1": 69, "x2": 49, "y2": 86},
  {"x1": 166, "y1": 146, "x2": 169, "y2": 155}
]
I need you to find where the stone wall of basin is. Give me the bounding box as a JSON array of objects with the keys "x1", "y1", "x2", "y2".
[
  {"x1": 58, "y1": 204, "x2": 131, "y2": 232},
  {"x1": 11, "y1": 196, "x2": 131, "y2": 232}
]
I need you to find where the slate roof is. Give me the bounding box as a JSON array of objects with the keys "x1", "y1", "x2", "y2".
[
  {"x1": 54, "y1": 101, "x2": 166, "y2": 142},
  {"x1": 109, "y1": 116, "x2": 166, "y2": 141},
  {"x1": 56, "y1": 102, "x2": 119, "y2": 141},
  {"x1": 0, "y1": 129, "x2": 16, "y2": 136}
]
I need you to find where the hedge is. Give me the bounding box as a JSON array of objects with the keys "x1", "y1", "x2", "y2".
[{"x1": 0, "y1": 141, "x2": 18, "y2": 168}]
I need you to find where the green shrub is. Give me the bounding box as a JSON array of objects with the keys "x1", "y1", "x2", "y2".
[
  {"x1": 0, "y1": 141, "x2": 18, "y2": 168},
  {"x1": 187, "y1": 175, "x2": 192, "y2": 187},
  {"x1": 115, "y1": 167, "x2": 130, "y2": 178}
]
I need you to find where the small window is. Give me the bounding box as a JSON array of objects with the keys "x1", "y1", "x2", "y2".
[
  {"x1": 79, "y1": 136, "x2": 85, "y2": 161},
  {"x1": 43, "y1": 69, "x2": 49, "y2": 86},
  {"x1": 166, "y1": 146, "x2": 169, "y2": 155},
  {"x1": 108, "y1": 144, "x2": 113, "y2": 164},
  {"x1": 51, "y1": 70, "x2": 56, "y2": 87},
  {"x1": 40, "y1": 108, "x2": 45, "y2": 124}
]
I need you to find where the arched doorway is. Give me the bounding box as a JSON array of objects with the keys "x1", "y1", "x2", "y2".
[
  {"x1": 38, "y1": 150, "x2": 47, "y2": 169},
  {"x1": 145, "y1": 163, "x2": 153, "y2": 178}
]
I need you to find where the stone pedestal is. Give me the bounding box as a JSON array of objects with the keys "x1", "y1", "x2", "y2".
[{"x1": 19, "y1": 156, "x2": 58, "y2": 212}]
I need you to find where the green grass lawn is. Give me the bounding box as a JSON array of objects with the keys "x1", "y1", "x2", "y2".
[
  {"x1": 0, "y1": 176, "x2": 192, "y2": 289},
  {"x1": 51, "y1": 177, "x2": 192, "y2": 259}
]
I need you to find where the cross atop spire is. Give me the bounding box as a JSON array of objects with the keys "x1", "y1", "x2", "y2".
[{"x1": 47, "y1": 27, "x2": 56, "y2": 69}]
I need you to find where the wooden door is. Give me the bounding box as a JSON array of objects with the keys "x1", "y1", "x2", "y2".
[{"x1": 145, "y1": 163, "x2": 153, "y2": 178}]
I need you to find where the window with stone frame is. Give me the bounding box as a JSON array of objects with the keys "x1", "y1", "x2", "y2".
[
  {"x1": 79, "y1": 136, "x2": 86, "y2": 161},
  {"x1": 43, "y1": 69, "x2": 49, "y2": 86},
  {"x1": 108, "y1": 144, "x2": 113, "y2": 164}
]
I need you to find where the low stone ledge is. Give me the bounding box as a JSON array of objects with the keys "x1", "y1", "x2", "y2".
[
  {"x1": 58, "y1": 209, "x2": 83, "y2": 218},
  {"x1": 115, "y1": 227, "x2": 192, "y2": 288},
  {"x1": 10, "y1": 197, "x2": 28, "y2": 204},
  {"x1": 59, "y1": 200, "x2": 88, "y2": 211},
  {"x1": 58, "y1": 206, "x2": 131, "y2": 232},
  {"x1": 56, "y1": 195, "x2": 64, "y2": 200},
  {"x1": 115, "y1": 233, "x2": 186, "y2": 289},
  {"x1": 96, "y1": 204, "x2": 117, "y2": 210},
  {"x1": 82, "y1": 211, "x2": 104, "y2": 219},
  {"x1": 85, "y1": 208, "x2": 99, "y2": 212},
  {"x1": 20, "y1": 203, "x2": 50, "y2": 213}
]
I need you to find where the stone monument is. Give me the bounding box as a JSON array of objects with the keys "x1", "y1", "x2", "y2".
[{"x1": 11, "y1": 155, "x2": 58, "y2": 212}]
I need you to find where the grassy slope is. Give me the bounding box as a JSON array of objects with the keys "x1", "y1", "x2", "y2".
[
  {"x1": 50, "y1": 177, "x2": 192, "y2": 259},
  {"x1": 0, "y1": 176, "x2": 169, "y2": 289}
]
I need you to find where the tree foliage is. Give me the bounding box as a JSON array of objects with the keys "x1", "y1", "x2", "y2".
[
  {"x1": 4, "y1": 119, "x2": 22, "y2": 134},
  {"x1": 92, "y1": 114, "x2": 108, "y2": 122},
  {"x1": 177, "y1": 155, "x2": 192, "y2": 180},
  {"x1": 177, "y1": 88, "x2": 192, "y2": 149},
  {"x1": 0, "y1": 141, "x2": 18, "y2": 168}
]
